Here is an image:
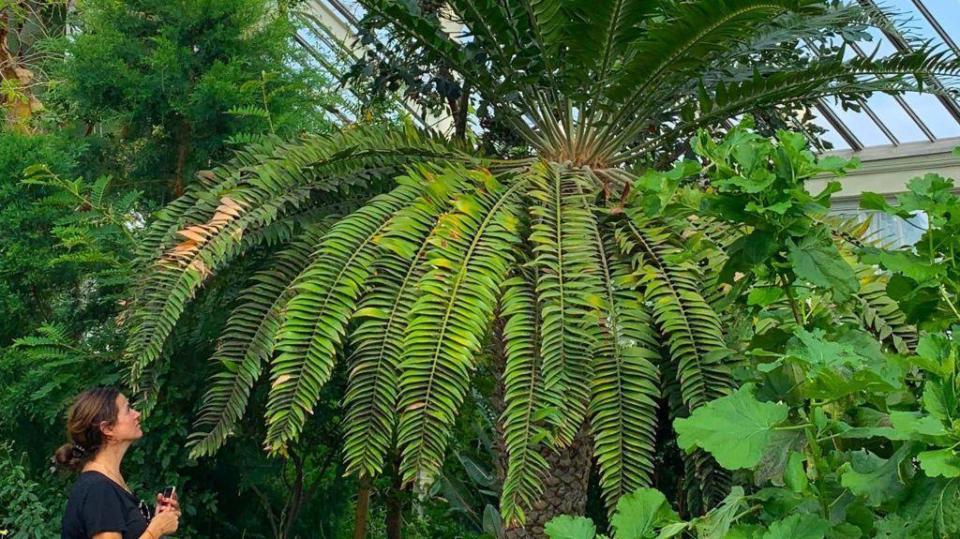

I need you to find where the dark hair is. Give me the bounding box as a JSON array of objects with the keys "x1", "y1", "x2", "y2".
[{"x1": 53, "y1": 386, "x2": 121, "y2": 472}]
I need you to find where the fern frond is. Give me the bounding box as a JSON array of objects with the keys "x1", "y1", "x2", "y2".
[
  {"x1": 591, "y1": 230, "x2": 661, "y2": 513},
  {"x1": 499, "y1": 273, "x2": 550, "y2": 527},
  {"x1": 528, "y1": 164, "x2": 604, "y2": 445},
  {"x1": 128, "y1": 188, "x2": 313, "y2": 391},
  {"x1": 614, "y1": 211, "x2": 733, "y2": 411},
  {"x1": 342, "y1": 165, "x2": 472, "y2": 478}
]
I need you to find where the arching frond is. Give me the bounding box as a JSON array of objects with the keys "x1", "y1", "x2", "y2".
[
  {"x1": 396, "y1": 169, "x2": 525, "y2": 489},
  {"x1": 127, "y1": 126, "x2": 468, "y2": 396},
  {"x1": 615, "y1": 211, "x2": 732, "y2": 412},
  {"x1": 265, "y1": 183, "x2": 424, "y2": 453},
  {"x1": 590, "y1": 229, "x2": 661, "y2": 513},
  {"x1": 128, "y1": 187, "x2": 313, "y2": 391},
  {"x1": 499, "y1": 273, "x2": 550, "y2": 527},
  {"x1": 187, "y1": 223, "x2": 330, "y2": 458},
  {"x1": 342, "y1": 166, "x2": 472, "y2": 478},
  {"x1": 528, "y1": 165, "x2": 604, "y2": 445}
]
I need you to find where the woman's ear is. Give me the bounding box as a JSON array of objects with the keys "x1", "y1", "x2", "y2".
[{"x1": 99, "y1": 420, "x2": 115, "y2": 441}]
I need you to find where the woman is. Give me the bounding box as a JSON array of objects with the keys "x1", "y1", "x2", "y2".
[{"x1": 54, "y1": 387, "x2": 180, "y2": 539}]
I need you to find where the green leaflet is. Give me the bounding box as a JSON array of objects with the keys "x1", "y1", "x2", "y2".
[
  {"x1": 674, "y1": 384, "x2": 789, "y2": 470},
  {"x1": 615, "y1": 212, "x2": 733, "y2": 412}
]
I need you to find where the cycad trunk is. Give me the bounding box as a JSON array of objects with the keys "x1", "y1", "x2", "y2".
[
  {"x1": 491, "y1": 318, "x2": 592, "y2": 538},
  {"x1": 503, "y1": 427, "x2": 592, "y2": 538}
]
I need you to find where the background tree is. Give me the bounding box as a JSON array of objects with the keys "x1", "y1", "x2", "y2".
[
  {"x1": 0, "y1": 0, "x2": 389, "y2": 536},
  {"x1": 46, "y1": 0, "x2": 339, "y2": 198},
  {"x1": 125, "y1": 0, "x2": 959, "y2": 536}
]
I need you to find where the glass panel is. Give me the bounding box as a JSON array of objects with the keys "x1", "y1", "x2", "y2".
[
  {"x1": 883, "y1": 0, "x2": 947, "y2": 48},
  {"x1": 863, "y1": 27, "x2": 900, "y2": 57},
  {"x1": 809, "y1": 113, "x2": 852, "y2": 150},
  {"x1": 921, "y1": 0, "x2": 960, "y2": 49},
  {"x1": 825, "y1": 99, "x2": 893, "y2": 147},
  {"x1": 833, "y1": 210, "x2": 929, "y2": 248},
  {"x1": 864, "y1": 93, "x2": 928, "y2": 142},
  {"x1": 900, "y1": 92, "x2": 960, "y2": 138}
]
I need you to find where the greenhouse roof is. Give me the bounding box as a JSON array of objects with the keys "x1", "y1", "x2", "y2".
[{"x1": 296, "y1": 0, "x2": 960, "y2": 151}]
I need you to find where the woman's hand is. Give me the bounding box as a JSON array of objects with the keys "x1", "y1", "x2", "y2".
[
  {"x1": 146, "y1": 507, "x2": 179, "y2": 537},
  {"x1": 156, "y1": 491, "x2": 180, "y2": 514}
]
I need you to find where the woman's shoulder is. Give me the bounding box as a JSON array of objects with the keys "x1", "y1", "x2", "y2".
[{"x1": 68, "y1": 471, "x2": 124, "y2": 500}]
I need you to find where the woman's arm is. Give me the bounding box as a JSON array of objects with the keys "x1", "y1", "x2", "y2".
[
  {"x1": 91, "y1": 527, "x2": 163, "y2": 539},
  {"x1": 91, "y1": 512, "x2": 175, "y2": 539}
]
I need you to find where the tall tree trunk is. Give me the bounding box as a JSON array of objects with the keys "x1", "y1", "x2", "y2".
[
  {"x1": 353, "y1": 476, "x2": 372, "y2": 539},
  {"x1": 490, "y1": 317, "x2": 593, "y2": 539},
  {"x1": 172, "y1": 119, "x2": 191, "y2": 197},
  {"x1": 385, "y1": 456, "x2": 403, "y2": 539}
]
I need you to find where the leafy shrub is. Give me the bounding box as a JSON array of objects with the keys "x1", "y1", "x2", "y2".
[{"x1": 546, "y1": 129, "x2": 960, "y2": 538}]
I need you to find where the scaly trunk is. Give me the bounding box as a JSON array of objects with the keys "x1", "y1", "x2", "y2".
[
  {"x1": 502, "y1": 426, "x2": 592, "y2": 539},
  {"x1": 491, "y1": 317, "x2": 592, "y2": 539}
]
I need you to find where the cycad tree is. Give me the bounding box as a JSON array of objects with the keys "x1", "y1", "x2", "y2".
[{"x1": 125, "y1": 0, "x2": 959, "y2": 532}]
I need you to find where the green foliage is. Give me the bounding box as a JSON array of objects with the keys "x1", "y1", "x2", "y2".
[
  {"x1": 0, "y1": 444, "x2": 61, "y2": 539},
  {"x1": 125, "y1": 0, "x2": 960, "y2": 531},
  {"x1": 674, "y1": 385, "x2": 788, "y2": 470},
  {"x1": 45, "y1": 0, "x2": 337, "y2": 196},
  {"x1": 0, "y1": 132, "x2": 79, "y2": 344},
  {"x1": 544, "y1": 128, "x2": 960, "y2": 537},
  {"x1": 860, "y1": 172, "x2": 960, "y2": 331}
]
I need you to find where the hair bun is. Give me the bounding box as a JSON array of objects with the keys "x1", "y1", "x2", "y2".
[{"x1": 53, "y1": 443, "x2": 86, "y2": 472}]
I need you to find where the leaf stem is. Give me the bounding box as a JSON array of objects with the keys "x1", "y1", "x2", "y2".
[
  {"x1": 940, "y1": 285, "x2": 960, "y2": 323},
  {"x1": 775, "y1": 423, "x2": 812, "y2": 431}
]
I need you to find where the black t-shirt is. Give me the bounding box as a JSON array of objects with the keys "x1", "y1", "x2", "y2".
[{"x1": 61, "y1": 471, "x2": 151, "y2": 539}]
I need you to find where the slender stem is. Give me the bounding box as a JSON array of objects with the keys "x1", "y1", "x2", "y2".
[
  {"x1": 940, "y1": 285, "x2": 960, "y2": 322},
  {"x1": 781, "y1": 274, "x2": 804, "y2": 327},
  {"x1": 775, "y1": 423, "x2": 813, "y2": 431}
]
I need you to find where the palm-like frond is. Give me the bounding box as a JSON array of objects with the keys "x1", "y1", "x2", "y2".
[
  {"x1": 528, "y1": 166, "x2": 603, "y2": 444},
  {"x1": 187, "y1": 223, "x2": 330, "y2": 458},
  {"x1": 396, "y1": 168, "x2": 525, "y2": 488},
  {"x1": 265, "y1": 182, "x2": 423, "y2": 452},
  {"x1": 126, "y1": 0, "x2": 958, "y2": 525},
  {"x1": 343, "y1": 165, "x2": 472, "y2": 478},
  {"x1": 498, "y1": 273, "x2": 550, "y2": 526},
  {"x1": 615, "y1": 212, "x2": 733, "y2": 411},
  {"x1": 590, "y1": 231, "x2": 661, "y2": 513}
]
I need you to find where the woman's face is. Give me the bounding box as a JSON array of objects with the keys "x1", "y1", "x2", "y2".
[{"x1": 103, "y1": 394, "x2": 143, "y2": 443}]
